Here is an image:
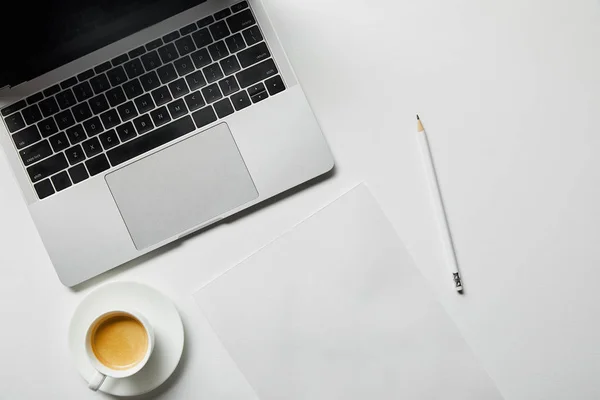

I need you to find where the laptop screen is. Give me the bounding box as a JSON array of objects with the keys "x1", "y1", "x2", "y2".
[{"x1": 0, "y1": 0, "x2": 206, "y2": 88}]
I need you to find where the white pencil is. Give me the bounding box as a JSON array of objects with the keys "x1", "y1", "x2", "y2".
[{"x1": 417, "y1": 115, "x2": 463, "y2": 293}]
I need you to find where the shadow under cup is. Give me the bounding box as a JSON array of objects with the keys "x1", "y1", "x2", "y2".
[{"x1": 85, "y1": 310, "x2": 155, "y2": 379}]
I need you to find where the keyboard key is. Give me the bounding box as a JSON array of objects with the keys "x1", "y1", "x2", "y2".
[
  {"x1": 82, "y1": 137, "x2": 103, "y2": 157},
  {"x1": 39, "y1": 97, "x2": 59, "y2": 118},
  {"x1": 86, "y1": 154, "x2": 110, "y2": 176},
  {"x1": 133, "y1": 114, "x2": 154, "y2": 134},
  {"x1": 231, "y1": 90, "x2": 251, "y2": 111},
  {"x1": 107, "y1": 66, "x2": 128, "y2": 87},
  {"x1": 232, "y1": 1, "x2": 249, "y2": 13},
  {"x1": 27, "y1": 93, "x2": 44, "y2": 105},
  {"x1": 236, "y1": 59, "x2": 278, "y2": 88},
  {"x1": 197, "y1": 15, "x2": 215, "y2": 29},
  {"x1": 77, "y1": 69, "x2": 95, "y2": 82},
  {"x1": 106, "y1": 86, "x2": 127, "y2": 107},
  {"x1": 94, "y1": 61, "x2": 112, "y2": 74},
  {"x1": 203, "y1": 63, "x2": 224, "y2": 83},
  {"x1": 158, "y1": 43, "x2": 179, "y2": 64},
  {"x1": 89, "y1": 94, "x2": 110, "y2": 115},
  {"x1": 248, "y1": 82, "x2": 266, "y2": 97},
  {"x1": 238, "y1": 42, "x2": 270, "y2": 68},
  {"x1": 65, "y1": 144, "x2": 86, "y2": 165},
  {"x1": 107, "y1": 116, "x2": 195, "y2": 166},
  {"x1": 242, "y1": 26, "x2": 263, "y2": 46},
  {"x1": 215, "y1": 8, "x2": 232, "y2": 20},
  {"x1": 265, "y1": 75, "x2": 285, "y2": 96},
  {"x1": 184, "y1": 91, "x2": 205, "y2": 112},
  {"x1": 99, "y1": 129, "x2": 120, "y2": 150},
  {"x1": 116, "y1": 122, "x2": 137, "y2": 142},
  {"x1": 169, "y1": 78, "x2": 190, "y2": 99},
  {"x1": 192, "y1": 106, "x2": 217, "y2": 128},
  {"x1": 191, "y1": 48, "x2": 212, "y2": 69},
  {"x1": 201, "y1": 84, "x2": 222, "y2": 104},
  {"x1": 111, "y1": 53, "x2": 129, "y2": 67},
  {"x1": 34, "y1": 179, "x2": 55, "y2": 199},
  {"x1": 124, "y1": 58, "x2": 145, "y2": 79},
  {"x1": 219, "y1": 76, "x2": 240, "y2": 96},
  {"x1": 12, "y1": 125, "x2": 41, "y2": 149},
  {"x1": 251, "y1": 90, "x2": 269, "y2": 103},
  {"x1": 5, "y1": 112, "x2": 25, "y2": 132},
  {"x1": 1, "y1": 100, "x2": 26, "y2": 117},
  {"x1": 54, "y1": 110, "x2": 75, "y2": 135},
  {"x1": 151, "y1": 86, "x2": 172, "y2": 106},
  {"x1": 192, "y1": 28, "x2": 214, "y2": 48},
  {"x1": 135, "y1": 93, "x2": 155, "y2": 114},
  {"x1": 128, "y1": 46, "x2": 146, "y2": 58},
  {"x1": 225, "y1": 33, "x2": 246, "y2": 53},
  {"x1": 227, "y1": 10, "x2": 255, "y2": 34},
  {"x1": 56, "y1": 86, "x2": 82, "y2": 101},
  {"x1": 20, "y1": 140, "x2": 52, "y2": 166},
  {"x1": 60, "y1": 77, "x2": 78, "y2": 90},
  {"x1": 141, "y1": 50, "x2": 162, "y2": 71},
  {"x1": 55, "y1": 89, "x2": 77, "y2": 110},
  {"x1": 208, "y1": 41, "x2": 229, "y2": 61},
  {"x1": 175, "y1": 36, "x2": 196, "y2": 56},
  {"x1": 210, "y1": 21, "x2": 230, "y2": 41},
  {"x1": 68, "y1": 163, "x2": 89, "y2": 184},
  {"x1": 146, "y1": 38, "x2": 163, "y2": 51},
  {"x1": 72, "y1": 102, "x2": 92, "y2": 122},
  {"x1": 82, "y1": 116, "x2": 103, "y2": 137},
  {"x1": 100, "y1": 109, "x2": 121, "y2": 130},
  {"x1": 49, "y1": 132, "x2": 69, "y2": 152},
  {"x1": 167, "y1": 99, "x2": 188, "y2": 119},
  {"x1": 150, "y1": 106, "x2": 172, "y2": 127},
  {"x1": 140, "y1": 71, "x2": 161, "y2": 92},
  {"x1": 90, "y1": 74, "x2": 111, "y2": 94},
  {"x1": 220, "y1": 55, "x2": 241, "y2": 75},
  {"x1": 21, "y1": 106, "x2": 43, "y2": 126},
  {"x1": 185, "y1": 72, "x2": 207, "y2": 93},
  {"x1": 51, "y1": 171, "x2": 72, "y2": 192},
  {"x1": 38, "y1": 117, "x2": 58, "y2": 137},
  {"x1": 43, "y1": 85, "x2": 61, "y2": 97},
  {"x1": 214, "y1": 98, "x2": 234, "y2": 118},
  {"x1": 73, "y1": 81, "x2": 94, "y2": 102},
  {"x1": 66, "y1": 124, "x2": 87, "y2": 144},
  {"x1": 27, "y1": 153, "x2": 68, "y2": 183},
  {"x1": 174, "y1": 56, "x2": 195, "y2": 77},
  {"x1": 157, "y1": 63, "x2": 177, "y2": 84},
  {"x1": 117, "y1": 102, "x2": 138, "y2": 121},
  {"x1": 163, "y1": 30, "x2": 181, "y2": 43},
  {"x1": 123, "y1": 79, "x2": 144, "y2": 99},
  {"x1": 180, "y1": 23, "x2": 197, "y2": 35}
]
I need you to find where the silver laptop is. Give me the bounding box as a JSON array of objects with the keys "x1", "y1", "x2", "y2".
[{"x1": 0, "y1": 0, "x2": 334, "y2": 286}]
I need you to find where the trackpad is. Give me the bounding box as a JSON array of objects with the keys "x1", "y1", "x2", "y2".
[{"x1": 106, "y1": 123, "x2": 258, "y2": 250}]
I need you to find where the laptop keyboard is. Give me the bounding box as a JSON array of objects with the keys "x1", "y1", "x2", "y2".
[{"x1": 1, "y1": 1, "x2": 286, "y2": 201}]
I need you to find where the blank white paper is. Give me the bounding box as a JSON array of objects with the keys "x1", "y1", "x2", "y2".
[{"x1": 194, "y1": 184, "x2": 502, "y2": 400}]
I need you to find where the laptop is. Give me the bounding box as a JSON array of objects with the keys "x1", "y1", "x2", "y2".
[{"x1": 0, "y1": 0, "x2": 334, "y2": 286}]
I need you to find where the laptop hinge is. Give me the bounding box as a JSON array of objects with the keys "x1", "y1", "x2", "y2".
[{"x1": 0, "y1": 85, "x2": 11, "y2": 93}]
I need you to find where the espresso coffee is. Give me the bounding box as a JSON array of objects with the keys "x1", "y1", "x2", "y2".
[{"x1": 90, "y1": 313, "x2": 149, "y2": 370}]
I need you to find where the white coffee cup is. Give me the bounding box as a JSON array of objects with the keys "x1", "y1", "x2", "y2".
[{"x1": 84, "y1": 309, "x2": 155, "y2": 391}]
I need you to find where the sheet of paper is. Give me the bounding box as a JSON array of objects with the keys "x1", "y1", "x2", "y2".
[{"x1": 194, "y1": 184, "x2": 502, "y2": 400}]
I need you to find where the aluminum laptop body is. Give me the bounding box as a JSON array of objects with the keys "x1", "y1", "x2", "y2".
[{"x1": 0, "y1": 0, "x2": 334, "y2": 286}]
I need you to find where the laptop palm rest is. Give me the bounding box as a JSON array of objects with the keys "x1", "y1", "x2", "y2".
[{"x1": 105, "y1": 123, "x2": 259, "y2": 250}]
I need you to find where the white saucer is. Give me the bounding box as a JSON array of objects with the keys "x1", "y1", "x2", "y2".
[{"x1": 69, "y1": 282, "x2": 184, "y2": 397}]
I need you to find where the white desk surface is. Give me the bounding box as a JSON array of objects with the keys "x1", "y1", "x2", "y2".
[{"x1": 1, "y1": 0, "x2": 600, "y2": 399}]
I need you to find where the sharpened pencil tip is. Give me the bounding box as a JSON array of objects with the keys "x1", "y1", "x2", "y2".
[{"x1": 417, "y1": 116, "x2": 424, "y2": 132}]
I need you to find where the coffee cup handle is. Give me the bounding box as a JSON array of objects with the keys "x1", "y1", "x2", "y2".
[{"x1": 88, "y1": 371, "x2": 107, "y2": 391}]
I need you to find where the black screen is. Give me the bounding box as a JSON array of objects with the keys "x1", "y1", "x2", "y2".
[{"x1": 0, "y1": 0, "x2": 206, "y2": 88}]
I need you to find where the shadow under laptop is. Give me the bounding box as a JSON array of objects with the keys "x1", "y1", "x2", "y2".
[{"x1": 69, "y1": 166, "x2": 336, "y2": 293}]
